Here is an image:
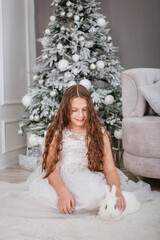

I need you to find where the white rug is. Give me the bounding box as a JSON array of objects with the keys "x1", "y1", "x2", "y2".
[{"x1": 0, "y1": 192, "x2": 160, "y2": 240}]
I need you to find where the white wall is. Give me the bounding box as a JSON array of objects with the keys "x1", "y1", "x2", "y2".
[{"x1": 0, "y1": 0, "x2": 36, "y2": 169}]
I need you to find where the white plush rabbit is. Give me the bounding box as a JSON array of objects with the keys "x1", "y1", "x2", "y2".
[{"x1": 98, "y1": 185, "x2": 141, "y2": 220}]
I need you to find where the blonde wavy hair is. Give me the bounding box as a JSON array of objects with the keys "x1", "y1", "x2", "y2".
[{"x1": 42, "y1": 84, "x2": 109, "y2": 178}]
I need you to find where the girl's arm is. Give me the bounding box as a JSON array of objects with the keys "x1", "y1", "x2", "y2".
[
  {"x1": 47, "y1": 136, "x2": 75, "y2": 214},
  {"x1": 102, "y1": 131, "x2": 126, "y2": 211}
]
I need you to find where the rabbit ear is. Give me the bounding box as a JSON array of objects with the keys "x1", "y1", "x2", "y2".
[
  {"x1": 111, "y1": 185, "x2": 116, "y2": 196},
  {"x1": 105, "y1": 185, "x2": 111, "y2": 196}
]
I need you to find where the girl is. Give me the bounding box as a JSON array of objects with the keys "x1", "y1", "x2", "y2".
[
  {"x1": 39, "y1": 84, "x2": 152, "y2": 215},
  {"x1": 0, "y1": 85, "x2": 153, "y2": 218}
]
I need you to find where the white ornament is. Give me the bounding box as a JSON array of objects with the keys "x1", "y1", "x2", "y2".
[
  {"x1": 18, "y1": 129, "x2": 23, "y2": 135},
  {"x1": 50, "y1": 15, "x2": 56, "y2": 22},
  {"x1": 78, "y1": 5, "x2": 83, "y2": 11},
  {"x1": 67, "y1": 12, "x2": 73, "y2": 18},
  {"x1": 68, "y1": 80, "x2": 77, "y2": 87},
  {"x1": 50, "y1": 90, "x2": 56, "y2": 97},
  {"x1": 105, "y1": 95, "x2": 115, "y2": 105},
  {"x1": 79, "y1": 36, "x2": 84, "y2": 41},
  {"x1": 72, "y1": 54, "x2": 79, "y2": 62},
  {"x1": 58, "y1": 59, "x2": 69, "y2": 71},
  {"x1": 94, "y1": 105, "x2": 99, "y2": 111},
  {"x1": 39, "y1": 79, "x2": 44, "y2": 85},
  {"x1": 80, "y1": 79, "x2": 91, "y2": 90},
  {"x1": 45, "y1": 28, "x2": 51, "y2": 35},
  {"x1": 43, "y1": 111, "x2": 49, "y2": 117},
  {"x1": 60, "y1": 26, "x2": 66, "y2": 31},
  {"x1": 41, "y1": 37, "x2": 49, "y2": 46},
  {"x1": 60, "y1": 11, "x2": 65, "y2": 17},
  {"x1": 64, "y1": 71, "x2": 72, "y2": 80},
  {"x1": 74, "y1": 15, "x2": 80, "y2": 21},
  {"x1": 19, "y1": 122, "x2": 23, "y2": 127},
  {"x1": 57, "y1": 43, "x2": 63, "y2": 50},
  {"x1": 51, "y1": 1, "x2": 54, "y2": 7},
  {"x1": 97, "y1": 18, "x2": 107, "y2": 28},
  {"x1": 66, "y1": 1, "x2": 72, "y2": 6},
  {"x1": 30, "y1": 115, "x2": 35, "y2": 121},
  {"x1": 44, "y1": 130, "x2": 47, "y2": 137},
  {"x1": 108, "y1": 36, "x2": 112, "y2": 41},
  {"x1": 42, "y1": 53, "x2": 48, "y2": 60},
  {"x1": 114, "y1": 129, "x2": 122, "y2": 140},
  {"x1": 22, "y1": 94, "x2": 32, "y2": 107},
  {"x1": 38, "y1": 136, "x2": 44, "y2": 145},
  {"x1": 96, "y1": 60, "x2": 105, "y2": 69},
  {"x1": 29, "y1": 134, "x2": 39, "y2": 147},
  {"x1": 34, "y1": 115, "x2": 40, "y2": 122},
  {"x1": 72, "y1": 68, "x2": 79, "y2": 75},
  {"x1": 33, "y1": 74, "x2": 38, "y2": 81},
  {"x1": 90, "y1": 63, "x2": 96, "y2": 70}
]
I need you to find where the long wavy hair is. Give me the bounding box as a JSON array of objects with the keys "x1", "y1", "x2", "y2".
[{"x1": 42, "y1": 84, "x2": 109, "y2": 178}]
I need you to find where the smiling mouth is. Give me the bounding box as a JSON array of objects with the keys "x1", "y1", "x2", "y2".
[{"x1": 76, "y1": 119, "x2": 84, "y2": 122}]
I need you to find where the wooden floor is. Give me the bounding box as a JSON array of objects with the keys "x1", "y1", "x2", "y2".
[{"x1": 0, "y1": 162, "x2": 160, "y2": 191}]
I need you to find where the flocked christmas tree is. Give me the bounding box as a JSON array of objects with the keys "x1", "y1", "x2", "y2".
[{"x1": 19, "y1": 0, "x2": 123, "y2": 150}]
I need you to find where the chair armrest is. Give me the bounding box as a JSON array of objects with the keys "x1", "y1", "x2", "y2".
[{"x1": 121, "y1": 68, "x2": 160, "y2": 117}]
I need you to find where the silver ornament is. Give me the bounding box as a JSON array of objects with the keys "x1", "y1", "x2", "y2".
[
  {"x1": 66, "y1": 1, "x2": 72, "y2": 7},
  {"x1": 72, "y1": 68, "x2": 79, "y2": 75},
  {"x1": 30, "y1": 115, "x2": 35, "y2": 121},
  {"x1": 67, "y1": 12, "x2": 73, "y2": 18},
  {"x1": 18, "y1": 129, "x2": 23, "y2": 135},
  {"x1": 43, "y1": 111, "x2": 49, "y2": 117},
  {"x1": 39, "y1": 79, "x2": 44, "y2": 85},
  {"x1": 97, "y1": 18, "x2": 107, "y2": 28},
  {"x1": 60, "y1": 11, "x2": 65, "y2": 17},
  {"x1": 72, "y1": 54, "x2": 80, "y2": 62},
  {"x1": 78, "y1": 5, "x2": 83, "y2": 11},
  {"x1": 114, "y1": 129, "x2": 122, "y2": 139},
  {"x1": 50, "y1": 90, "x2": 57, "y2": 97},
  {"x1": 50, "y1": 15, "x2": 56, "y2": 22},
  {"x1": 79, "y1": 36, "x2": 84, "y2": 41},
  {"x1": 57, "y1": 43, "x2": 63, "y2": 50},
  {"x1": 45, "y1": 28, "x2": 51, "y2": 35},
  {"x1": 68, "y1": 80, "x2": 77, "y2": 87},
  {"x1": 42, "y1": 53, "x2": 48, "y2": 60},
  {"x1": 60, "y1": 26, "x2": 66, "y2": 31},
  {"x1": 96, "y1": 60, "x2": 105, "y2": 69},
  {"x1": 90, "y1": 63, "x2": 96, "y2": 70},
  {"x1": 34, "y1": 115, "x2": 40, "y2": 122},
  {"x1": 33, "y1": 74, "x2": 38, "y2": 81},
  {"x1": 105, "y1": 95, "x2": 115, "y2": 105},
  {"x1": 80, "y1": 79, "x2": 91, "y2": 90},
  {"x1": 58, "y1": 59, "x2": 69, "y2": 71},
  {"x1": 74, "y1": 15, "x2": 80, "y2": 21},
  {"x1": 64, "y1": 71, "x2": 72, "y2": 80}
]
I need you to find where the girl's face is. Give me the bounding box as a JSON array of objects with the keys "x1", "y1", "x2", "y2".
[{"x1": 69, "y1": 97, "x2": 88, "y2": 129}]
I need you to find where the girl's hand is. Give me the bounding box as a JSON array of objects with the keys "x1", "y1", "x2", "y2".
[
  {"x1": 116, "y1": 190, "x2": 126, "y2": 211},
  {"x1": 58, "y1": 187, "x2": 75, "y2": 214}
]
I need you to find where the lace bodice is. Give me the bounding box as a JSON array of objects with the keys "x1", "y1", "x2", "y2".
[{"x1": 60, "y1": 128, "x2": 88, "y2": 168}]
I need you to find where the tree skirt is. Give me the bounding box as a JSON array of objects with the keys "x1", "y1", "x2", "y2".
[{"x1": 0, "y1": 192, "x2": 160, "y2": 240}]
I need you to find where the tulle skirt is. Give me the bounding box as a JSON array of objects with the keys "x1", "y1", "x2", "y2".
[{"x1": 0, "y1": 165, "x2": 153, "y2": 218}]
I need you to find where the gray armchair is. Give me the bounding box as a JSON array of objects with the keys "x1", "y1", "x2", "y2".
[{"x1": 121, "y1": 68, "x2": 160, "y2": 179}]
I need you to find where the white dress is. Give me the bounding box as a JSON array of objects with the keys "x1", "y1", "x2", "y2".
[{"x1": 0, "y1": 128, "x2": 153, "y2": 218}]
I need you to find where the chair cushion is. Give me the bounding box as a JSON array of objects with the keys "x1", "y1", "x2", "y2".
[
  {"x1": 139, "y1": 81, "x2": 160, "y2": 116},
  {"x1": 122, "y1": 116, "x2": 160, "y2": 158}
]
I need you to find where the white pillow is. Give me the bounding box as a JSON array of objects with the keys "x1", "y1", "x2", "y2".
[{"x1": 139, "y1": 81, "x2": 160, "y2": 116}]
